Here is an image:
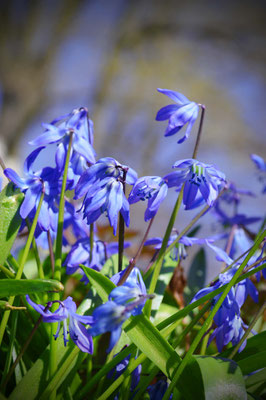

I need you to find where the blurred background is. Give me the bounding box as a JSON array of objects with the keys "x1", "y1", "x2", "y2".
[{"x1": 0, "y1": 0, "x2": 265, "y2": 280}]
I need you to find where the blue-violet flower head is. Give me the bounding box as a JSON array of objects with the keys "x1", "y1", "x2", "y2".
[{"x1": 156, "y1": 88, "x2": 199, "y2": 143}]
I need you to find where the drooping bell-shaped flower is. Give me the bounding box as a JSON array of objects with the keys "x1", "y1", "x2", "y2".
[
  {"x1": 128, "y1": 176, "x2": 168, "y2": 221},
  {"x1": 26, "y1": 295, "x2": 93, "y2": 353},
  {"x1": 156, "y1": 88, "x2": 199, "y2": 143},
  {"x1": 164, "y1": 159, "x2": 226, "y2": 209},
  {"x1": 75, "y1": 158, "x2": 137, "y2": 235}
]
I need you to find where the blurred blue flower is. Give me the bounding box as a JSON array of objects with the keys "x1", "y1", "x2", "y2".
[
  {"x1": 145, "y1": 231, "x2": 223, "y2": 261},
  {"x1": 88, "y1": 301, "x2": 131, "y2": 352},
  {"x1": 26, "y1": 295, "x2": 93, "y2": 353},
  {"x1": 164, "y1": 159, "x2": 226, "y2": 209},
  {"x1": 29, "y1": 107, "x2": 96, "y2": 166},
  {"x1": 251, "y1": 153, "x2": 266, "y2": 193},
  {"x1": 192, "y1": 247, "x2": 258, "y2": 352},
  {"x1": 208, "y1": 315, "x2": 249, "y2": 353},
  {"x1": 107, "y1": 351, "x2": 141, "y2": 393},
  {"x1": 156, "y1": 88, "x2": 199, "y2": 143},
  {"x1": 64, "y1": 238, "x2": 130, "y2": 283},
  {"x1": 128, "y1": 176, "x2": 168, "y2": 221},
  {"x1": 4, "y1": 147, "x2": 61, "y2": 232}
]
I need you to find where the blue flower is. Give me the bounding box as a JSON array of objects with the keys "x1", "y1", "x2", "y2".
[
  {"x1": 156, "y1": 88, "x2": 199, "y2": 143},
  {"x1": 110, "y1": 268, "x2": 147, "y2": 316},
  {"x1": 75, "y1": 157, "x2": 137, "y2": 199},
  {"x1": 88, "y1": 301, "x2": 131, "y2": 352},
  {"x1": 251, "y1": 153, "x2": 266, "y2": 193},
  {"x1": 88, "y1": 268, "x2": 150, "y2": 352},
  {"x1": 208, "y1": 315, "x2": 249, "y2": 353},
  {"x1": 107, "y1": 351, "x2": 141, "y2": 392},
  {"x1": 26, "y1": 295, "x2": 93, "y2": 353},
  {"x1": 64, "y1": 238, "x2": 130, "y2": 283},
  {"x1": 29, "y1": 107, "x2": 96, "y2": 165},
  {"x1": 144, "y1": 231, "x2": 223, "y2": 261},
  {"x1": 128, "y1": 176, "x2": 168, "y2": 221},
  {"x1": 29, "y1": 107, "x2": 96, "y2": 190},
  {"x1": 164, "y1": 159, "x2": 226, "y2": 209},
  {"x1": 75, "y1": 158, "x2": 137, "y2": 235},
  {"x1": 192, "y1": 249, "x2": 258, "y2": 352},
  {"x1": 4, "y1": 147, "x2": 61, "y2": 232}
]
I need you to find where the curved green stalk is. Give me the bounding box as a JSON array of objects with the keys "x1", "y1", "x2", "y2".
[
  {"x1": 49, "y1": 133, "x2": 73, "y2": 399},
  {"x1": 0, "y1": 191, "x2": 44, "y2": 346},
  {"x1": 144, "y1": 186, "x2": 184, "y2": 316}
]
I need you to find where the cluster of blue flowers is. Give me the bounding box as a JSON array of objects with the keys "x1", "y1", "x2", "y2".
[{"x1": 3, "y1": 87, "x2": 265, "y2": 399}]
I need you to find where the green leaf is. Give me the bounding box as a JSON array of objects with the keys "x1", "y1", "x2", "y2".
[
  {"x1": 185, "y1": 248, "x2": 206, "y2": 303},
  {"x1": 0, "y1": 279, "x2": 64, "y2": 298},
  {"x1": 80, "y1": 265, "x2": 115, "y2": 302},
  {"x1": 180, "y1": 356, "x2": 247, "y2": 400},
  {"x1": 9, "y1": 336, "x2": 75, "y2": 400},
  {"x1": 101, "y1": 254, "x2": 129, "y2": 278},
  {"x1": 146, "y1": 252, "x2": 177, "y2": 319},
  {"x1": 0, "y1": 183, "x2": 24, "y2": 265}
]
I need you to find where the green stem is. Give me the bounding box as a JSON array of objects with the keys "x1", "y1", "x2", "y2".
[
  {"x1": 118, "y1": 217, "x2": 154, "y2": 286},
  {"x1": 0, "y1": 265, "x2": 15, "y2": 279},
  {"x1": 228, "y1": 301, "x2": 266, "y2": 359},
  {"x1": 162, "y1": 229, "x2": 266, "y2": 400},
  {"x1": 49, "y1": 133, "x2": 73, "y2": 398},
  {"x1": 0, "y1": 191, "x2": 44, "y2": 346},
  {"x1": 89, "y1": 223, "x2": 94, "y2": 263},
  {"x1": 172, "y1": 301, "x2": 211, "y2": 349},
  {"x1": 32, "y1": 236, "x2": 44, "y2": 279},
  {"x1": 144, "y1": 186, "x2": 184, "y2": 316},
  {"x1": 47, "y1": 230, "x2": 55, "y2": 277}
]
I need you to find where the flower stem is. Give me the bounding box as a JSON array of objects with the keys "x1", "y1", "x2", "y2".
[
  {"x1": 192, "y1": 104, "x2": 205, "y2": 159},
  {"x1": 118, "y1": 217, "x2": 154, "y2": 286},
  {"x1": 47, "y1": 230, "x2": 55, "y2": 277},
  {"x1": 49, "y1": 133, "x2": 73, "y2": 397},
  {"x1": 118, "y1": 168, "x2": 128, "y2": 273},
  {"x1": 162, "y1": 229, "x2": 266, "y2": 400},
  {"x1": 144, "y1": 185, "x2": 184, "y2": 316},
  {"x1": 0, "y1": 191, "x2": 44, "y2": 346}
]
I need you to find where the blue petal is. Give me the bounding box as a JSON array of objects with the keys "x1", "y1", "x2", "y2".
[
  {"x1": 29, "y1": 123, "x2": 65, "y2": 146},
  {"x1": 23, "y1": 147, "x2": 45, "y2": 175},
  {"x1": 107, "y1": 327, "x2": 122, "y2": 352},
  {"x1": 68, "y1": 316, "x2": 93, "y2": 353},
  {"x1": 4, "y1": 168, "x2": 28, "y2": 190},
  {"x1": 157, "y1": 88, "x2": 189, "y2": 105},
  {"x1": 73, "y1": 136, "x2": 96, "y2": 164},
  {"x1": 20, "y1": 186, "x2": 41, "y2": 219},
  {"x1": 156, "y1": 104, "x2": 179, "y2": 121},
  {"x1": 183, "y1": 181, "x2": 198, "y2": 209},
  {"x1": 55, "y1": 142, "x2": 66, "y2": 172}
]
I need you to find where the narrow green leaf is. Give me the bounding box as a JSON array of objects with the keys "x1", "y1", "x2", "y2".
[
  {"x1": 101, "y1": 254, "x2": 129, "y2": 278},
  {"x1": 0, "y1": 279, "x2": 64, "y2": 298},
  {"x1": 80, "y1": 265, "x2": 115, "y2": 302},
  {"x1": 0, "y1": 183, "x2": 24, "y2": 265}
]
